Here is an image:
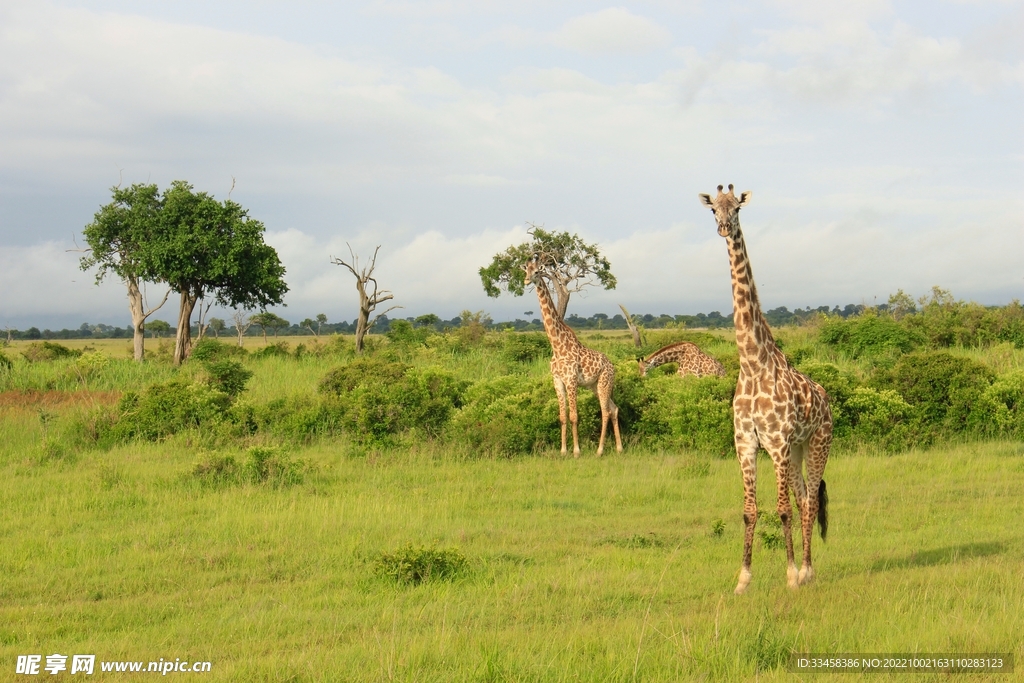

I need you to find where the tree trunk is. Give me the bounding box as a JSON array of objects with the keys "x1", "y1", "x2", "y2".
[
  {"x1": 127, "y1": 277, "x2": 147, "y2": 362},
  {"x1": 173, "y1": 289, "x2": 198, "y2": 366},
  {"x1": 125, "y1": 277, "x2": 169, "y2": 362},
  {"x1": 355, "y1": 287, "x2": 370, "y2": 353},
  {"x1": 552, "y1": 277, "x2": 571, "y2": 321},
  {"x1": 619, "y1": 304, "x2": 642, "y2": 348}
]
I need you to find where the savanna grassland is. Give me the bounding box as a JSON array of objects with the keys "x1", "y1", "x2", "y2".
[{"x1": 2, "y1": 310, "x2": 1023, "y2": 681}]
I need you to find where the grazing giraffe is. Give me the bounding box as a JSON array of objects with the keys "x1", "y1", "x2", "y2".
[
  {"x1": 525, "y1": 255, "x2": 623, "y2": 457},
  {"x1": 699, "y1": 184, "x2": 832, "y2": 594},
  {"x1": 639, "y1": 341, "x2": 726, "y2": 378}
]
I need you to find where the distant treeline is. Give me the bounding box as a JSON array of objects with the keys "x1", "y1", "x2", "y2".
[{"x1": 3, "y1": 297, "x2": 1013, "y2": 341}]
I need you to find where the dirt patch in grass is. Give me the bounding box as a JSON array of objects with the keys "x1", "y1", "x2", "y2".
[{"x1": 0, "y1": 389, "x2": 121, "y2": 412}]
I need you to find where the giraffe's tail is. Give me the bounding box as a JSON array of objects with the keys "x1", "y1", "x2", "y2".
[{"x1": 817, "y1": 479, "x2": 829, "y2": 542}]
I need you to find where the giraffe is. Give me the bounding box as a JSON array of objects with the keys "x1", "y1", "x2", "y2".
[
  {"x1": 699, "y1": 184, "x2": 832, "y2": 594},
  {"x1": 525, "y1": 255, "x2": 623, "y2": 457},
  {"x1": 639, "y1": 341, "x2": 726, "y2": 378}
]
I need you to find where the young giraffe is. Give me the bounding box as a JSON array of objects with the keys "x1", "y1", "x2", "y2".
[
  {"x1": 699, "y1": 185, "x2": 832, "y2": 594},
  {"x1": 525, "y1": 255, "x2": 623, "y2": 457},
  {"x1": 639, "y1": 341, "x2": 726, "y2": 378}
]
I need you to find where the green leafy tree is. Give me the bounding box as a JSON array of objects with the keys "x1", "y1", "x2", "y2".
[
  {"x1": 301, "y1": 314, "x2": 327, "y2": 336},
  {"x1": 414, "y1": 313, "x2": 440, "y2": 329},
  {"x1": 80, "y1": 183, "x2": 171, "y2": 362},
  {"x1": 147, "y1": 320, "x2": 171, "y2": 338},
  {"x1": 479, "y1": 225, "x2": 616, "y2": 320},
  {"x1": 149, "y1": 181, "x2": 288, "y2": 365},
  {"x1": 250, "y1": 311, "x2": 281, "y2": 343},
  {"x1": 268, "y1": 314, "x2": 290, "y2": 338},
  {"x1": 208, "y1": 317, "x2": 225, "y2": 338}
]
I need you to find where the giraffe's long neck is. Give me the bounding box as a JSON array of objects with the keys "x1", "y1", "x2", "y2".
[
  {"x1": 533, "y1": 276, "x2": 579, "y2": 355},
  {"x1": 646, "y1": 344, "x2": 688, "y2": 369},
  {"x1": 726, "y1": 223, "x2": 779, "y2": 374}
]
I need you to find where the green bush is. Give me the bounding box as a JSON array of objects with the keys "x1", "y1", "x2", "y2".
[
  {"x1": 820, "y1": 314, "x2": 924, "y2": 357},
  {"x1": 343, "y1": 369, "x2": 467, "y2": 442},
  {"x1": 319, "y1": 359, "x2": 467, "y2": 443},
  {"x1": 968, "y1": 370, "x2": 1024, "y2": 437},
  {"x1": 74, "y1": 351, "x2": 110, "y2": 379},
  {"x1": 634, "y1": 375, "x2": 735, "y2": 456},
  {"x1": 903, "y1": 294, "x2": 1016, "y2": 349},
  {"x1": 101, "y1": 380, "x2": 231, "y2": 444},
  {"x1": 499, "y1": 332, "x2": 550, "y2": 364},
  {"x1": 0, "y1": 352, "x2": 13, "y2": 372},
  {"x1": 189, "y1": 447, "x2": 307, "y2": 488},
  {"x1": 387, "y1": 320, "x2": 430, "y2": 347},
  {"x1": 22, "y1": 341, "x2": 83, "y2": 362},
  {"x1": 319, "y1": 358, "x2": 411, "y2": 395},
  {"x1": 190, "y1": 338, "x2": 248, "y2": 361},
  {"x1": 243, "y1": 446, "x2": 307, "y2": 486},
  {"x1": 450, "y1": 375, "x2": 562, "y2": 456},
  {"x1": 189, "y1": 453, "x2": 240, "y2": 486},
  {"x1": 251, "y1": 342, "x2": 291, "y2": 359},
  {"x1": 308, "y1": 335, "x2": 354, "y2": 359},
  {"x1": 374, "y1": 545, "x2": 468, "y2": 585},
  {"x1": 846, "y1": 387, "x2": 916, "y2": 451},
  {"x1": 203, "y1": 359, "x2": 253, "y2": 398},
  {"x1": 872, "y1": 351, "x2": 994, "y2": 433},
  {"x1": 230, "y1": 396, "x2": 342, "y2": 443}
]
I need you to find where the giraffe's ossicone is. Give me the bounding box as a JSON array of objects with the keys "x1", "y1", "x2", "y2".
[
  {"x1": 699, "y1": 185, "x2": 832, "y2": 594},
  {"x1": 525, "y1": 255, "x2": 623, "y2": 457}
]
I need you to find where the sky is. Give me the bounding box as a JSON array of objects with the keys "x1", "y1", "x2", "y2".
[{"x1": 0, "y1": 0, "x2": 1022, "y2": 330}]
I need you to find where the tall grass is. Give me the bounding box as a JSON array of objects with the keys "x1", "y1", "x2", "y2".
[{"x1": 0, "y1": 438, "x2": 1021, "y2": 681}]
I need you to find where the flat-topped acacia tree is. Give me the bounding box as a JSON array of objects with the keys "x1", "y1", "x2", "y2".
[
  {"x1": 150, "y1": 181, "x2": 288, "y2": 365},
  {"x1": 479, "y1": 225, "x2": 616, "y2": 321}
]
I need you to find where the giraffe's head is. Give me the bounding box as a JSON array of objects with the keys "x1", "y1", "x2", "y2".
[
  {"x1": 637, "y1": 356, "x2": 649, "y2": 377},
  {"x1": 523, "y1": 254, "x2": 543, "y2": 286},
  {"x1": 698, "y1": 184, "x2": 752, "y2": 238}
]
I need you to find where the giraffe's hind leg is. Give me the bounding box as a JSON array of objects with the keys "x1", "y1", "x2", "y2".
[
  {"x1": 799, "y1": 427, "x2": 831, "y2": 585},
  {"x1": 595, "y1": 372, "x2": 622, "y2": 455},
  {"x1": 788, "y1": 441, "x2": 810, "y2": 588}
]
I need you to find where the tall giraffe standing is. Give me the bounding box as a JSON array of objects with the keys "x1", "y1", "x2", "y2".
[
  {"x1": 639, "y1": 341, "x2": 726, "y2": 378},
  {"x1": 699, "y1": 185, "x2": 832, "y2": 594},
  {"x1": 525, "y1": 255, "x2": 623, "y2": 457}
]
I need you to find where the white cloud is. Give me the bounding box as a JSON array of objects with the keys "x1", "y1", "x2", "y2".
[
  {"x1": 0, "y1": 1, "x2": 1021, "y2": 328},
  {"x1": 0, "y1": 241, "x2": 131, "y2": 327},
  {"x1": 552, "y1": 8, "x2": 672, "y2": 55}
]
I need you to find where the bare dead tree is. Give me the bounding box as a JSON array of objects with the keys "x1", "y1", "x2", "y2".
[
  {"x1": 232, "y1": 309, "x2": 254, "y2": 347},
  {"x1": 194, "y1": 298, "x2": 213, "y2": 342},
  {"x1": 330, "y1": 244, "x2": 402, "y2": 353},
  {"x1": 619, "y1": 304, "x2": 642, "y2": 348}
]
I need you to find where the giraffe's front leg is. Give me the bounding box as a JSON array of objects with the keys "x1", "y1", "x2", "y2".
[
  {"x1": 734, "y1": 428, "x2": 759, "y2": 595},
  {"x1": 565, "y1": 382, "x2": 580, "y2": 457},
  {"x1": 765, "y1": 442, "x2": 797, "y2": 589},
  {"x1": 553, "y1": 377, "x2": 568, "y2": 455}
]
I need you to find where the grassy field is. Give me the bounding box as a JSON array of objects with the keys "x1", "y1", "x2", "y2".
[
  {"x1": 2, "y1": 331, "x2": 1022, "y2": 680},
  {"x1": 1, "y1": 423, "x2": 1021, "y2": 680}
]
